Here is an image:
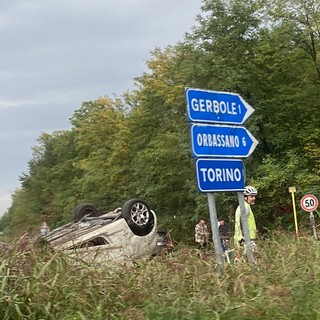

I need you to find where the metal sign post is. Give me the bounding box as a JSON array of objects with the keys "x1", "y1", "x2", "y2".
[
  {"x1": 309, "y1": 212, "x2": 317, "y2": 240},
  {"x1": 207, "y1": 193, "x2": 224, "y2": 269},
  {"x1": 237, "y1": 192, "x2": 255, "y2": 265}
]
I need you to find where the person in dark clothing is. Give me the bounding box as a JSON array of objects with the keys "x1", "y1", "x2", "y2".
[{"x1": 218, "y1": 218, "x2": 229, "y2": 252}]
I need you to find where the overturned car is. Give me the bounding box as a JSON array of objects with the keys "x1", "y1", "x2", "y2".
[{"x1": 41, "y1": 199, "x2": 160, "y2": 263}]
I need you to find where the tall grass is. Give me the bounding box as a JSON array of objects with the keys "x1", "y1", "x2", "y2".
[{"x1": 1, "y1": 233, "x2": 320, "y2": 319}]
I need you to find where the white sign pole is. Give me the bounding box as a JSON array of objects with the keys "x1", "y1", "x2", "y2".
[
  {"x1": 207, "y1": 193, "x2": 224, "y2": 269},
  {"x1": 309, "y1": 212, "x2": 317, "y2": 240},
  {"x1": 237, "y1": 192, "x2": 255, "y2": 265}
]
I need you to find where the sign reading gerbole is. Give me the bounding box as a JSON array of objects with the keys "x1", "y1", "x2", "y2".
[
  {"x1": 186, "y1": 88, "x2": 255, "y2": 124},
  {"x1": 185, "y1": 87, "x2": 259, "y2": 268}
]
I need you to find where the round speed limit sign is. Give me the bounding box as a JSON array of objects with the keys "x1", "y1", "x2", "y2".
[{"x1": 300, "y1": 194, "x2": 319, "y2": 212}]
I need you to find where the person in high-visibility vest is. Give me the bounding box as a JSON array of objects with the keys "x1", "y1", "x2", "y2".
[{"x1": 234, "y1": 186, "x2": 258, "y2": 253}]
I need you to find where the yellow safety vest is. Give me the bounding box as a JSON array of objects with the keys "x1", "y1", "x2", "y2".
[{"x1": 234, "y1": 201, "x2": 257, "y2": 246}]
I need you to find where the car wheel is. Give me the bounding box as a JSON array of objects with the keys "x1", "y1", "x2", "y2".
[
  {"x1": 73, "y1": 203, "x2": 100, "y2": 222},
  {"x1": 121, "y1": 199, "x2": 154, "y2": 236}
]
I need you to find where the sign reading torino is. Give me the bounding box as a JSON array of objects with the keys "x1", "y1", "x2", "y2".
[{"x1": 196, "y1": 158, "x2": 245, "y2": 192}]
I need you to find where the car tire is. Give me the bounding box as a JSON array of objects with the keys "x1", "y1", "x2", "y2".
[
  {"x1": 121, "y1": 199, "x2": 154, "y2": 236},
  {"x1": 73, "y1": 203, "x2": 100, "y2": 222}
]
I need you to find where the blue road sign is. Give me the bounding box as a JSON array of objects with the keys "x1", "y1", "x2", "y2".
[
  {"x1": 196, "y1": 158, "x2": 245, "y2": 192},
  {"x1": 186, "y1": 88, "x2": 254, "y2": 124},
  {"x1": 191, "y1": 124, "x2": 258, "y2": 158}
]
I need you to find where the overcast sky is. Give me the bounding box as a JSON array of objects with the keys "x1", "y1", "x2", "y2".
[{"x1": 0, "y1": 0, "x2": 202, "y2": 215}]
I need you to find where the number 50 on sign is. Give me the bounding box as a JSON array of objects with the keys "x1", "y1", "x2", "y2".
[{"x1": 300, "y1": 194, "x2": 319, "y2": 212}]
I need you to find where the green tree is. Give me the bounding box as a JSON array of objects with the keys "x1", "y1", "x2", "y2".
[{"x1": 70, "y1": 97, "x2": 131, "y2": 209}]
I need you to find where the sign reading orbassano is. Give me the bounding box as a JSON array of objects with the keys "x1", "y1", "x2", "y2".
[{"x1": 191, "y1": 123, "x2": 258, "y2": 158}]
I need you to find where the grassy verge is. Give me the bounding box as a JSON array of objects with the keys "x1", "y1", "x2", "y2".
[{"x1": 0, "y1": 234, "x2": 320, "y2": 319}]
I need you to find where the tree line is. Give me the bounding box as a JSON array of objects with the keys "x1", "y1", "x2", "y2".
[{"x1": 1, "y1": 0, "x2": 319, "y2": 241}]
